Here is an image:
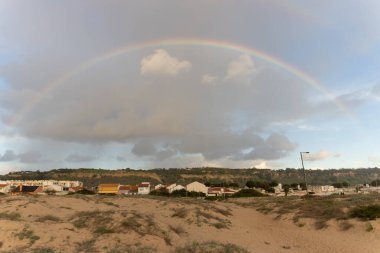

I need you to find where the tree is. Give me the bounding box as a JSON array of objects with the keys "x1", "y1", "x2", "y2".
[
  {"x1": 269, "y1": 180, "x2": 278, "y2": 187},
  {"x1": 246, "y1": 181, "x2": 255, "y2": 188},
  {"x1": 283, "y1": 184, "x2": 290, "y2": 196},
  {"x1": 370, "y1": 179, "x2": 380, "y2": 187},
  {"x1": 290, "y1": 183, "x2": 299, "y2": 190}
]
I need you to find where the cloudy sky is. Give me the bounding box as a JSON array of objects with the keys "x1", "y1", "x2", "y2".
[{"x1": 1, "y1": 0, "x2": 380, "y2": 173}]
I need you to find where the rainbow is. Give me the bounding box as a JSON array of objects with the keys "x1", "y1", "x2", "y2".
[{"x1": 8, "y1": 37, "x2": 350, "y2": 126}]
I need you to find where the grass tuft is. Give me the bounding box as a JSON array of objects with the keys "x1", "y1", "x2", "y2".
[
  {"x1": 174, "y1": 241, "x2": 249, "y2": 253},
  {"x1": 350, "y1": 204, "x2": 380, "y2": 220},
  {"x1": 0, "y1": 212, "x2": 21, "y2": 221}
]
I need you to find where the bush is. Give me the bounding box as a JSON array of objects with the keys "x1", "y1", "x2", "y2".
[
  {"x1": 350, "y1": 204, "x2": 380, "y2": 220},
  {"x1": 175, "y1": 241, "x2": 249, "y2": 253},
  {"x1": 186, "y1": 191, "x2": 206, "y2": 197},
  {"x1": 231, "y1": 189, "x2": 266, "y2": 198},
  {"x1": 205, "y1": 196, "x2": 225, "y2": 201},
  {"x1": 171, "y1": 189, "x2": 187, "y2": 197},
  {"x1": 75, "y1": 188, "x2": 95, "y2": 195},
  {"x1": 0, "y1": 212, "x2": 21, "y2": 221},
  {"x1": 149, "y1": 189, "x2": 170, "y2": 196}
]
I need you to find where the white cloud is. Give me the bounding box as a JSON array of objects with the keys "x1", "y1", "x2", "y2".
[
  {"x1": 140, "y1": 49, "x2": 192, "y2": 76},
  {"x1": 224, "y1": 54, "x2": 256, "y2": 81},
  {"x1": 201, "y1": 74, "x2": 219, "y2": 84},
  {"x1": 303, "y1": 150, "x2": 330, "y2": 162},
  {"x1": 368, "y1": 156, "x2": 380, "y2": 163}
]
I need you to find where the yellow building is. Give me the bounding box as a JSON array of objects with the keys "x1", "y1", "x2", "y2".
[{"x1": 98, "y1": 184, "x2": 120, "y2": 194}]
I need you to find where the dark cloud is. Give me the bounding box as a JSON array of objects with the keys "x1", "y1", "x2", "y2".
[
  {"x1": 0, "y1": 150, "x2": 44, "y2": 164},
  {"x1": 238, "y1": 133, "x2": 297, "y2": 160},
  {"x1": 18, "y1": 151, "x2": 43, "y2": 163},
  {"x1": 0, "y1": 150, "x2": 17, "y2": 162},
  {"x1": 65, "y1": 154, "x2": 97, "y2": 163}
]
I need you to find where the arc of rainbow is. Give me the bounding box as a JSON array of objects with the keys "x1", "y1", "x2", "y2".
[{"x1": 8, "y1": 37, "x2": 350, "y2": 126}]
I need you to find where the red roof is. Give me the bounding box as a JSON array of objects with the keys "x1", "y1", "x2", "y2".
[
  {"x1": 138, "y1": 183, "x2": 150, "y2": 187},
  {"x1": 119, "y1": 185, "x2": 132, "y2": 191},
  {"x1": 0, "y1": 184, "x2": 8, "y2": 187},
  {"x1": 208, "y1": 187, "x2": 235, "y2": 193}
]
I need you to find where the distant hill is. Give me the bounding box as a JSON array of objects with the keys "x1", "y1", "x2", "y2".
[{"x1": 1, "y1": 167, "x2": 380, "y2": 188}]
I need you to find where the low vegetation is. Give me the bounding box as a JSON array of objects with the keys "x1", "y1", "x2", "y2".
[
  {"x1": 71, "y1": 210, "x2": 113, "y2": 230},
  {"x1": 234, "y1": 193, "x2": 380, "y2": 229},
  {"x1": 0, "y1": 212, "x2": 21, "y2": 221},
  {"x1": 231, "y1": 189, "x2": 266, "y2": 198},
  {"x1": 35, "y1": 215, "x2": 61, "y2": 222},
  {"x1": 174, "y1": 241, "x2": 249, "y2": 253},
  {"x1": 350, "y1": 204, "x2": 380, "y2": 220},
  {"x1": 15, "y1": 226, "x2": 40, "y2": 244},
  {"x1": 31, "y1": 247, "x2": 56, "y2": 253}
]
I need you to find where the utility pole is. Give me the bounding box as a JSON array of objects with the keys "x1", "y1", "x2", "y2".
[{"x1": 300, "y1": 152, "x2": 309, "y2": 194}]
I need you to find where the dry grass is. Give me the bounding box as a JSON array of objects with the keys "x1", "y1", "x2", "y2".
[
  {"x1": 233, "y1": 193, "x2": 380, "y2": 229},
  {"x1": 195, "y1": 208, "x2": 231, "y2": 229},
  {"x1": 15, "y1": 226, "x2": 40, "y2": 244},
  {"x1": 107, "y1": 243, "x2": 156, "y2": 253},
  {"x1": 31, "y1": 247, "x2": 56, "y2": 253},
  {"x1": 0, "y1": 212, "x2": 21, "y2": 221},
  {"x1": 171, "y1": 207, "x2": 188, "y2": 218},
  {"x1": 174, "y1": 241, "x2": 249, "y2": 253},
  {"x1": 121, "y1": 212, "x2": 172, "y2": 245},
  {"x1": 168, "y1": 224, "x2": 186, "y2": 235},
  {"x1": 75, "y1": 239, "x2": 97, "y2": 252},
  {"x1": 35, "y1": 215, "x2": 61, "y2": 223},
  {"x1": 71, "y1": 210, "x2": 114, "y2": 230}
]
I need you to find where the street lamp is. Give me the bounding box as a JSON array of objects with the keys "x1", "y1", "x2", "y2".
[{"x1": 300, "y1": 152, "x2": 309, "y2": 194}]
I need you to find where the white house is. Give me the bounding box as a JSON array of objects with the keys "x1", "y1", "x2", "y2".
[
  {"x1": 207, "y1": 187, "x2": 237, "y2": 197},
  {"x1": 44, "y1": 184, "x2": 64, "y2": 193},
  {"x1": 154, "y1": 184, "x2": 166, "y2": 190},
  {"x1": 0, "y1": 184, "x2": 11, "y2": 194},
  {"x1": 171, "y1": 184, "x2": 185, "y2": 193},
  {"x1": 186, "y1": 181, "x2": 208, "y2": 194},
  {"x1": 167, "y1": 184, "x2": 185, "y2": 193},
  {"x1": 165, "y1": 183, "x2": 176, "y2": 193},
  {"x1": 138, "y1": 182, "x2": 151, "y2": 195}
]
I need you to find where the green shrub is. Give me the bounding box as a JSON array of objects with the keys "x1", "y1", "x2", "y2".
[
  {"x1": 231, "y1": 189, "x2": 266, "y2": 198},
  {"x1": 205, "y1": 196, "x2": 225, "y2": 201},
  {"x1": 175, "y1": 241, "x2": 249, "y2": 253},
  {"x1": 75, "y1": 188, "x2": 95, "y2": 195},
  {"x1": 171, "y1": 189, "x2": 187, "y2": 197},
  {"x1": 149, "y1": 189, "x2": 170, "y2": 196},
  {"x1": 35, "y1": 215, "x2": 61, "y2": 222},
  {"x1": 350, "y1": 204, "x2": 380, "y2": 220},
  {"x1": 31, "y1": 247, "x2": 55, "y2": 253},
  {"x1": 95, "y1": 226, "x2": 114, "y2": 234},
  {"x1": 0, "y1": 212, "x2": 21, "y2": 221}
]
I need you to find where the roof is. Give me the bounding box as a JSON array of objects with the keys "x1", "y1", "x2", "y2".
[
  {"x1": 99, "y1": 184, "x2": 120, "y2": 188},
  {"x1": 13, "y1": 185, "x2": 40, "y2": 193},
  {"x1": 119, "y1": 185, "x2": 132, "y2": 191},
  {"x1": 139, "y1": 183, "x2": 150, "y2": 187},
  {"x1": 69, "y1": 186, "x2": 83, "y2": 191},
  {"x1": 208, "y1": 187, "x2": 236, "y2": 193},
  {"x1": 130, "y1": 185, "x2": 138, "y2": 192},
  {"x1": 0, "y1": 184, "x2": 8, "y2": 188}
]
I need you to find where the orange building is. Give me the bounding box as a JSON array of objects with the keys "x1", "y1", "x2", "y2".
[{"x1": 98, "y1": 184, "x2": 120, "y2": 194}]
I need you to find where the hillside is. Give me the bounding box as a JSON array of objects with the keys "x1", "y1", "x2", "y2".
[
  {"x1": 1, "y1": 167, "x2": 380, "y2": 188},
  {"x1": 0, "y1": 194, "x2": 379, "y2": 253}
]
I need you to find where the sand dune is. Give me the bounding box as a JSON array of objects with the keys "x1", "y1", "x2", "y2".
[{"x1": 0, "y1": 195, "x2": 379, "y2": 253}]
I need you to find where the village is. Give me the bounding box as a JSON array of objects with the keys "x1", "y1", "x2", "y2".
[{"x1": 1, "y1": 179, "x2": 380, "y2": 197}]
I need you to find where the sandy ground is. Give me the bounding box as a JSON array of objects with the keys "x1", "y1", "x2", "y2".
[{"x1": 0, "y1": 194, "x2": 379, "y2": 253}]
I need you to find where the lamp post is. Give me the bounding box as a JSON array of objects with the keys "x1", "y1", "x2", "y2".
[{"x1": 300, "y1": 152, "x2": 309, "y2": 194}]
